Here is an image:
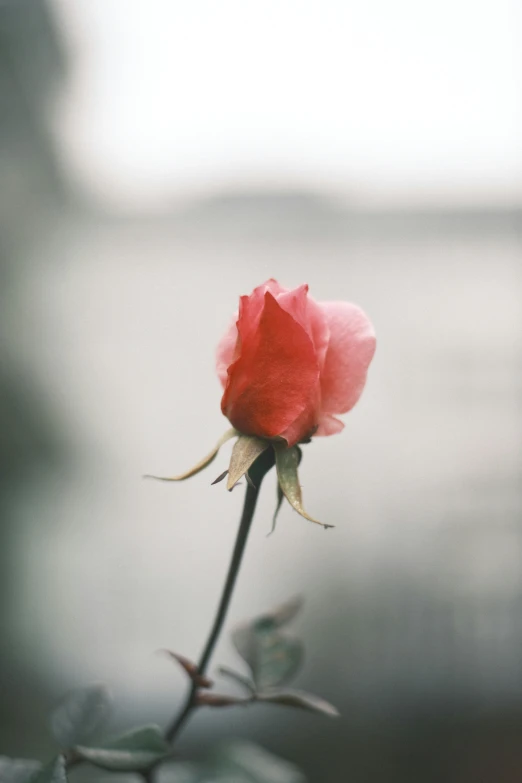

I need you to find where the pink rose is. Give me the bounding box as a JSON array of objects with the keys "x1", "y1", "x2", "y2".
[{"x1": 216, "y1": 279, "x2": 376, "y2": 447}]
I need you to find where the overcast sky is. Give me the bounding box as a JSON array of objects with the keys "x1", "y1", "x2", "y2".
[{"x1": 51, "y1": 0, "x2": 522, "y2": 209}]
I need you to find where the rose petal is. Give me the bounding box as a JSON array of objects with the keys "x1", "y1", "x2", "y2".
[
  {"x1": 307, "y1": 296, "x2": 330, "y2": 371},
  {"x1": 280, "y1": 395, "x2": 320, "y2": 445},
  {"x1": 315, "y1": 413, "x2": 345, "y2": 437},
  {"x1": 319, "y1": 301, "x2": 376, "y2": 417},
  {"x1": 222, "y1": 292, "x2": 320, "y2": 444},
  {"x1": 216, "y1": 316, "x2": 239, "y2": 388},
  {"x1": 244, "y1": 279, "x2": 287, "y2": 334},
  {"x1": 277, "y1": 285, "x2": 329, "y2": 370},
  {"x1": 216, "y1": 282, "x2": 287, "y2": 388},
  {"x1": 276, "y1": 284, "x2": 309, "y2": 329}
]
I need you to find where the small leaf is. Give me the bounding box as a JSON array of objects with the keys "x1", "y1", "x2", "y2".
[
  {"x1": 256, "y1": 689, "x2": 340, "y2": 717},
  {"x1": 232, "y1": 619, "x2": 303, "y2": 691},
  {"x1": 231, "y1": 622, "x2": 257, "y2": 673},
  {"x1": 226, "y1": 435, "x2": 269, "y2": 490},
  {"x1": 31, "y1": 757, "x2": 67, "y2": 783},
  {"x1": 252, "y1": 627, "x2": 303, "y2": 691},
  {"x1": 217, "y1": 666, "x2": 256, "y2": 694},
  {"x1": 231, "y1": 598, "x2": 304, "y2": 689},
  {"x1": 74, "y1": 725, "x2": 169, "y2": 772},
  {"x1": 50, "y1": 683, "x2": 111, "y2": 748},
  {"x1": 261, "y1": 596, "x2": 303, "y2": 628},
  {"x1": 0, "y1": 757, "x2": 42, "y2": 783},
  {"x1": 145, "y1": 429, "x2": 237, "y2": 482},
  {"x1": 274, "y1": 444, "x2": 333, "y2": 529}
]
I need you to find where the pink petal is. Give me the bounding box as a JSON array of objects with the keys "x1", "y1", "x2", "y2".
[
  {"x1": 307, "y1": 296, "x2": 330, "y2": 371},
  {"x1": 216, "y1": 316, "x2": 238, "y2": 388},
  {"x1": 319, "y1": 301, "x2": 376, "y2": 416},
  {"x1": 245, "y1": 279, "x2": 287, "y2": 332},
  {"x1": 216, "y1": 282, "x2": 289, "y2": 388},
  {"x1": 276, "y1": 284, "x2": 309, "y2": 329},
  {"x1": 315, "y1": 413, "x2": 345, "y2": 436},
  {"x1": 280, "y1": 384, "x2": 321, "y2": 445},
  {"x1": 277, "y1": 286, "x2": 329, "y2": 370}
]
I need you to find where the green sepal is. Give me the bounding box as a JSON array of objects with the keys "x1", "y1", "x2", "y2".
[
  {"x1": 226, "y1": 435, "x2": 269, "y2": 491},
  {"x1": 74, "y1": 725, "x2": 170, "y2": 772},
  {"x1": 270, "y1": 483, "x2": 284, "y2": 536},
  {"x1": 144, "y1": 429, "x2": 237, "y2": 482},
  {"x1": 270, "y1": 447, "x2": 301, "y2": 534},
  {"x1": 274, "y1": 444, "x2": 333, "y2": 529}
]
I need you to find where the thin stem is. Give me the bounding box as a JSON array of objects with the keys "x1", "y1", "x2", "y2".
[{"x1": 164, "y1": 448, "x2": 274, "y2": 744}]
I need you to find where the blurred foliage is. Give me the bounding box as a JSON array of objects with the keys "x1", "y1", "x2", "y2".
[
  {"x1": 0, "y1": 0, "x2": 70, "y2": 752},
  {"x1": 49, "y1": 685, "x2": 112, "y2": 749},
  {"x1": 0, "y1": 598, "x2": 333, "y2": 779},
  {"x1": 224, "y1": 596, "x2": 338, "y2": 717},
  {"x1": 161, "y1": 741, "x2": 306, "y2": 783}
]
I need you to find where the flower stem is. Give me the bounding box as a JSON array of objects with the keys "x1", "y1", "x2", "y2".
[{"x1": 164, "y1": 447, "x2": 275, "y2": 744}]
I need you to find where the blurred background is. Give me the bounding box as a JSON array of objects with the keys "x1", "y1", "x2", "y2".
[{"x1": 0, "y1": 0, "x2": 521, "y2": 780}]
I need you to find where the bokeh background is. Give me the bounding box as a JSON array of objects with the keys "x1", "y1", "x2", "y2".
[{"x1": 1, "y1": 1, "x2": 521, "y2": 781}]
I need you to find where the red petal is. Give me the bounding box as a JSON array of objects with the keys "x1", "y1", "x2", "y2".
[
  {"x1": 277, "y1": 285, "x2": 329, "y2": 370},
  {"x1": 222, "y1": 292, "x2": 320, "y2": 444}
]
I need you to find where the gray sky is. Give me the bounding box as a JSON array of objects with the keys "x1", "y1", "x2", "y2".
[{"x1": 51, "y1": 0, "x2": 522, "y2": 209}]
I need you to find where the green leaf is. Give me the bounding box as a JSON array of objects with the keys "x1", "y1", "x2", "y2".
[
  {"x1": 74, "y1": 724, "x2": 170, "y2": 772},
  {"x1": 274, "y1": 444, "x2": 333, "y2": 529},
  {"x1": 217, "y1": 666, "x2": 256, "y2": 694},
  {"x1": 232, "y1": 616, "x2": 303, "y2": 691},
  {"x1": 231, "y1": 621, "x2": 258, "y2": 671},
  {"x1": 144, "y1": 428, "x2": 237, "y2": 482},
  {"x1": 211, "y1": 740, "x2": 306, "y2": 783},
  {"x1": 0, "y1": 757, "x2": 42, "y2": 783},
  {"x1": 256, "y1": 689, "x2": 340, "y2": 717},
  {"x1": 30, "y1": 756, "x2": 67, "y2": 783},
  {"x1": 261, "y1": 596, "x2": 303, "y2": 628},
  {"x1": 226, "y1": 435, "x2": 269, "y2": 490},
  {"x1": 50, "y1": 683, "x2": 111, "y2": 748},
  {"x1": 253, "y1": 625, "x2": 303, "y2": 691},
  {"x1": 231, "y1": 597, "x2": 303, "y2": 676}
]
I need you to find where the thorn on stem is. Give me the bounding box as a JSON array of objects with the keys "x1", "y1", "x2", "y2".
[
  {"x1": 159, "y1": 650, "x2": 213, "y2": 688},
  {"x1": 195, "y1": 692, "x2": 251, "y2": 708}
]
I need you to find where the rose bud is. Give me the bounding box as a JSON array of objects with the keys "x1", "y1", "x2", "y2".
[
  {"x1": 217, "y1": 279, "x2": 376, "y2": 446},
  {"x1": 146, "y1": 279, "x2": 375, "y2": 529}
]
